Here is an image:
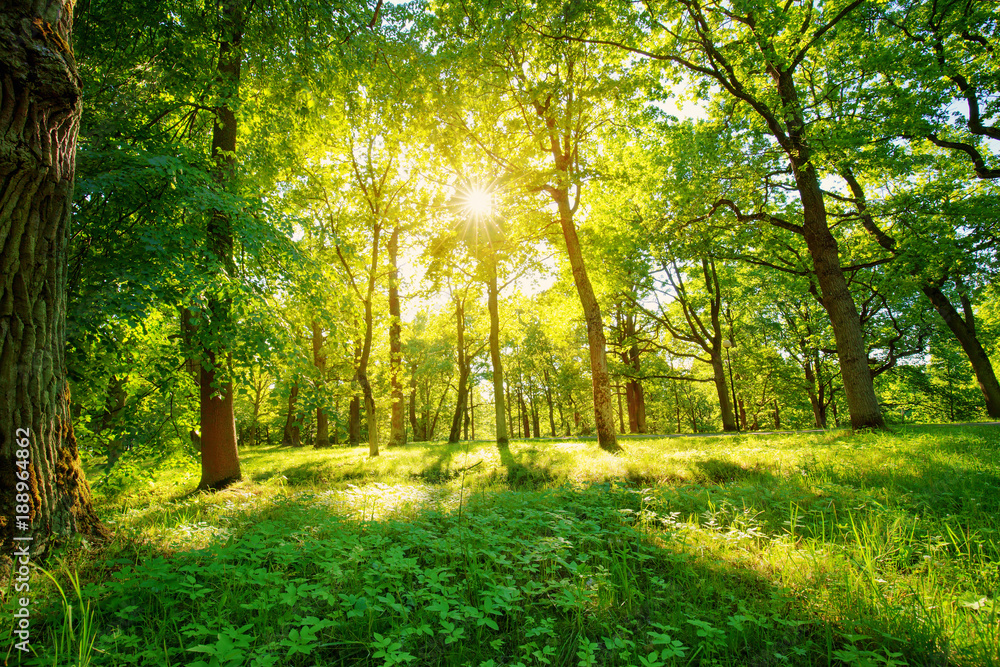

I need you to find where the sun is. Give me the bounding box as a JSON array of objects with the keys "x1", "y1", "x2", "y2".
[{"x1": 458, "y1": 186, "x2": 493, "y2": 220}]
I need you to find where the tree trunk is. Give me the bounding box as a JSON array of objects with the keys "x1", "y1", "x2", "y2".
[
  {"x1": 712, "y1": 353, "x2": 738, "y2": 432},
  {"x1": 408, "y1": 363, "x2": 424, "y2": 441},
  {"x1": 487, "y1": 267, "x2": 509, "y2": 448},
  {"x1": 198, "y1": 0, "x2": 246, "y2": 490},
  {"x1": 543, "y1": 369, "x2": 557, "y2": 436},
  {"x1": 358, "y1": 225, "x2": 381, "y2": 457},
  {"x1": 449, "y1": 298, "x2": 468, "y2": 444},
  {"x1": 349, "y1": 395, "x2": 361, "y2": 444},
  {"x1": 519, "y1": 386, "x2": 530, "y2": 439},
  {"x1": 622, "y1": 314, "x2": 647, "y2": 433},
  {"x1": 617, "y1": 384, "x2": 626, "y2": 433},
  {"x1": 388, "y1": 226, "x2": 406, "y2": 445},
  {"x1": 281, "y1": 383, "x2": 300, "y2": 446},
  {"x1": 531, "y1": 397, "x2": 540, "y2": 438},
  {"x1": 312, "y1": 320, "x2": 330, "y2": 448},
  {"x1": 922, "y1": 284, "x2": 1000, "y2": 418},
  {"x1": 553, "y1": 193, "x2": 619, "y2": 451},
  {"x1": 0, "y1": 0, "x2": 107, "y2": 555},
  {"x1": 777, "y1": 72, "x2": 884, "y2": 430},
  {"x1": 773, "y1": 399, "x2": 781, "y2": 430}
]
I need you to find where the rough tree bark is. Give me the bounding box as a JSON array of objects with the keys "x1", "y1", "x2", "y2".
[
  {"x1": 198, "y1": 0, "x2": 246, "y2": 489},
  {"x1": 533, "y1": 72, "x2": 619, "y2": 452},
  {"x1": 1, "y1": 0, "x2": 106, "y2": 555},
  {"x1": 774, "y1": 71, "x2": 884, "y2": 430}
]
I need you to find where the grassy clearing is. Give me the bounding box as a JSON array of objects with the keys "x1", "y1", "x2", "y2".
[{"x1": 2, "y1": 426, "x2": 998, "y2": 666}]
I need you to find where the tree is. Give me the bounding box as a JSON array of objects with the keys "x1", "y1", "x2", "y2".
[
  {"x1": 432, "y1": 2, "x2": 633, "y2": 451},
  {"x1": 573, "y1": 0, "x2": 887, "y2": 429},
  {"x1": 1, "y1": 0, "x2": 106, "y2": 554}
]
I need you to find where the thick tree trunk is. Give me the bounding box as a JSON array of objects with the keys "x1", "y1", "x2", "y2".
[
  {"x1": 555, "y1": 197, "x2": 620, "y2": 451},
  {"x1": 312, "y1": 321, "x2": 330, "y2": 448},
  {"x1": 349, "y1": 395, "x2": 362, "y2": 444},
  {"x1": 449, "y1": 298, "x2": 468, "y2": 444},
  {"x1": 773, "y1": 399, "x2": 781, "y2": 430},
  {"x1": 388, "y1": 227, "x2": 406, "y2": 445},
  {"x1": 487, "y1": 267, "x2": 509, "y2": 448},
  {"x1": 922, "y1": 284, "x2": 1000, "y2": 418},
  {"x1": 198, "y1": 0, "x2": 246, "y2": 489},
  {"x1": 777, "y1": 73, "x2": 884, "y2": 430},
  {"x1": 0, "y1": 1, "x2": 107, "y2": 555},
  {"x1": 281, "y1": 383, "x2": 300, "y2": 446},
  {"x1": 200, "y1": 352, "x2": 241, "y2": 488}
]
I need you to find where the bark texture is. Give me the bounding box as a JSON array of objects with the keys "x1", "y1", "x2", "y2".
[
  {"x1": 776, "y1": 71, "x2": 884, "y2": 430},
  {"x1": 198, "y1": 0, "x2": 245, "y2": 489},
  {"x1": 556, "y1": 200, "x2": 619, "y2": 451},
  {"x1": 1, "y1": 0, "x2": 106, "y2": 555}
]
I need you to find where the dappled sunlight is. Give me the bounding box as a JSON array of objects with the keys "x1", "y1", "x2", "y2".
[{"x1": 39, "y1": 427, "x2": 996, "y2": 666}]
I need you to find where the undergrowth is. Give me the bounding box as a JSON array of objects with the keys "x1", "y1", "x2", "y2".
[{"x1": 2, "y1": 425, "x2": 998, "y2": 666}]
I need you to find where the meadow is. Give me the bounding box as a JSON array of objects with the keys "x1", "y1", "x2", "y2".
[{"x1": 4, "y1": 425, "x2": 999, "y2": 666}]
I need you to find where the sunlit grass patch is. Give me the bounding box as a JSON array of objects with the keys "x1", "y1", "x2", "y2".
[{"x1": 7, "y1": 425, "x2": 999, "y2": 666}]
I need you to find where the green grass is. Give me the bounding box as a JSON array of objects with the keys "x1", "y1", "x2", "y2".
[{"x1": 3, "y1": 425, "x2": 998, "y2": 666}]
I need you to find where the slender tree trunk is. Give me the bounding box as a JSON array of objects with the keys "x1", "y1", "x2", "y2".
[
  {"x1": 358, "y1": 225, "x2": 381, "y2": 457},
  {"x1": 0, "y1": 0, "x2": 106, "y2": 553},
  {"x1": 674, "y1": 383, "x2": 682, "y2": 433},
  {"x1": 844, "y1": 168, "x2": 1000, "y2": 419},
  {"x1": 622, "y1": 313, "x2": 646, "y2": 433},
  {"x1": 388, "y1": 226, "x2": 406, "y2": 445},
  {"x1": 312, "y1": 321, "x2": 330, "y2": 448},
  {"x1": 803, "y1": 360, "x2": 827, "y2": 428},
  {"x1": 282, "y1": 383, "x2": 301, "y2": 446},
  {"x1": 519, "y1": 386, "x2": 530, "y2": 439},
  {"x1": 922, "y1": 285, "x2": 1000, "y2": 418},
  {"x1": 531, "y1": 397, "x2": 540, "y2": 438},
  {"x1": 543, "y1": 369, "x2": 557, "y2": 436},
  {"x1": 617, "y1": 384, "x2": 625, "y2": 433},
  {"x1": 487, "y1": 266, "x2": 509, "y2": 448},
  {"x1": 774, "y1": 399, "x2": 781, "y2": 430},
  {"x1": 449, "y1": 298, "x2": 468, "y2": 444},
  {"x1": 712, "y1": 353, "x2": 738, "y2": 432},
  {"x1": 408, "y1": 363, "x2": 424, "y2": 441},
  {"x1": 555, "y1": 199, "x2": 620, "y2": 451}
]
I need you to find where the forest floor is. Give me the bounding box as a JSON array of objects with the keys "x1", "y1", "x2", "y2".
[{"x1": 3, "y1": 425, "x2": 999, "y2": 666}]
